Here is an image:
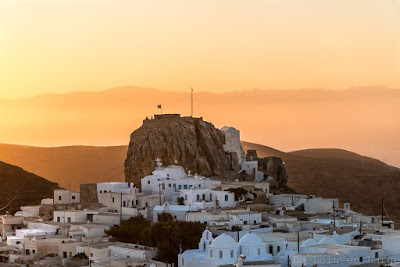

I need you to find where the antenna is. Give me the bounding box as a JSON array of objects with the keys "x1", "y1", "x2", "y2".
[{"x1": 191, "y1": 88, "x2": 193, "y2": 117}]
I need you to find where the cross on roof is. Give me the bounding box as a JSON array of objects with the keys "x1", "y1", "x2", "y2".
[{"x1": 155, "y1": 158, "x2": 162, "y2": 167}]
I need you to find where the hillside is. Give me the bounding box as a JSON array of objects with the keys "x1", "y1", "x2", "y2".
[
  {"x1": 1, "y1": 142, "x2": 400, "y2": 223},
  {"x1": 0, "y1": 144, "x2": 126, "y2": 191},
  {"x1": 0, "y1": 161, "x2": 58, "y2": 214},
  {"x1": 242, "y1": 142, "x2": 400, "y2": 223},
  {"x1": 0, "y1": 86, "x2": 399, "y2": 168}
]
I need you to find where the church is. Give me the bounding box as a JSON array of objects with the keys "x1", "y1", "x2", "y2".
[{"x1": 178, "y1": 229, "x2": 279, "y2": 267}]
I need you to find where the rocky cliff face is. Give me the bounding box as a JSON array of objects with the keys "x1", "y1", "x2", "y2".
[{"x1": 124, "y1": 114, "x2": 241, "y2": 185}]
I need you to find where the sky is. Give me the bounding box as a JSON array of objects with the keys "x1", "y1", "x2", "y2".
[{"x1": 0, "y1": 0, "x2": 400, "y2": 99}]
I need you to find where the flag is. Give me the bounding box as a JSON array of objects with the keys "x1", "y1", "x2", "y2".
[{"x1": 157, "y1": 105, "x2": 162, "y2": 109}]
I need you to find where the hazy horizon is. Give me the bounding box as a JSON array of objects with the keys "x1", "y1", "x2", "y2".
[{"x1": 0, "y1": 85, "x2": 399, "y2": 168}]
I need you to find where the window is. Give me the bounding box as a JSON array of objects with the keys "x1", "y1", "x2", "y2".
[
  {"x1": 168, "y1": 184, "x2": 171, "y2": 187},
  {"x1": 183, "y1": 185, "x2": 188, "y2": 189},
  {"x1": 69, "y1": 252, "x2": 72, "y2": 257},
  {"x1": 225, "y1": 195, "x2": 228, "y2": 201},
  {"x1": 67, "y1": 217, "x2": 71, "y2": 223},
  {"x1": 148, "y1": 181, "x2": 150, "y2": 184},
  {"x1": 16, "y1": 241, "x2": 20, "y2": 245},
  {"x1": 90, "y1": 253, "x2": 93, "y2": 257},
  {"x1": 197, "y1": 195, "x2": 200, "y2": 201},
  {"x1": 203, "y1": 242, "x2": 206, "y2": 252},
  {"x1": 132, "y1": 201, "x2": 134, "y2": 206},
  {"x1": 359, "y1": 257, "x2": 363, "y2": 262},
  {"x1": 63, "y1": 252, "x2": 67, "y2": 258},
  {"x1": 219, "y1": 250, "x2": 223, "y2": 259},
  {"x1": 59, "y1": 196, "x2": 62, "y2": 201},
  {"x1": 145, "y1": 202, "x2": 148, "y2": 208},
  {"x1": 230, "y1": 250, "x2": 234, "y2": 258},
  {"x1": 72, "y1": 196, "x2": 76, "y2": 200},
  {"x1": 269, "y1": 245, "x2": 273, "y2": 254},
  {"x1": 258, "y1": 248, "x2": 260, "y2": 255},
  {"x1": 277, "y1": 246, "x2": 280, "y2": 253},
  {"x1": 136, "y1": 200, "x2": 139, "y2": 205},
  {"x1": 185, "y1": 195, "x2": 188, "y2": 201},
  {"x1": 202, "y1": 194, "x2": 205, "y2": 200},
  {"x1": 178, "y1": 185, "x2": 182, "y2": 190},
  {"x1": 182, "y1": 257, "x2": 184, "y2": 266},
  {"x1": 112, "y1": 197, "x2": 115, "y2": 203},
  {"x1": 33, "y1": 250, "x2": 36, "y2": 254},
  {"x1": 244, "y1": 221, "x2": 248, "y2": 225},
  {"x1": 162, "y1": 183, "x2": 165, "y2": 190},
  {"x1": 375, "y1": 252, "x2": 379, "y2": 258},
  {"x1": 254, "y1": 220, "x2": 257, "y2": 224},
  {"x1": 210, "y1": 250, "x2": 213, "y2": 258},
  {"x1": 57, "y1": 217, "x2": 61, "y2": 222},
  {"x1": 100, "y1": 190, "x2": 103, "y2": 193},
  {"x1": 123, "y1": 201, "x2": 126, "y2": 207}
]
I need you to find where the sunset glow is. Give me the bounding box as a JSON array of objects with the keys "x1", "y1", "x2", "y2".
[{"x1": 1, "y1": 0, "x2": 399, "y2": 98}]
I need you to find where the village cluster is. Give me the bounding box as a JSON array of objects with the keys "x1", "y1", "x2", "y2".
[
  {"x1": 0, "y1": 126, "x2": 399, "y2": 267},
  {"x1": 1, "y1": 157, "x2": 400, "y2": 267}
]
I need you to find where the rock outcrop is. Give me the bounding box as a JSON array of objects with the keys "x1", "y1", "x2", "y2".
[
  {"x1": 245, "y1": 149, "x2": 291, "y2": 191},
  {"x1": 124, "y1": 114, "x2": 242, "y2": 185}
]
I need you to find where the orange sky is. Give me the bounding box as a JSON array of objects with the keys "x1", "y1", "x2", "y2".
[{"x1": 1, "y1": 0, "x2": 400, "y2": 99}]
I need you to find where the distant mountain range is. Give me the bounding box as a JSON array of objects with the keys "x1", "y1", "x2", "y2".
[
  {"x1": 0, "y1": 160, "x2": 58, "y2": 214},
  {"x1": 0, "y1": 86, "x2": 399, "y2": 168},
  {"x1": 0, "y1": 142, "x2": 399, "y2": 223}
]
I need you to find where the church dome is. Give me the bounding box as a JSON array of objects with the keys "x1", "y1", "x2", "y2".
[
  {"x1": 210, "y1": 233, "x2": 238, "y2": 249},
  {"x1": 318, "y1": 237, "x2": 338, "y2": 245},
  {"x1": 301, "y1": 239, "x2": 318, "y2": 247},
  {"x1": 239, "y1": 233, "x2": 264, "y2": 247}
]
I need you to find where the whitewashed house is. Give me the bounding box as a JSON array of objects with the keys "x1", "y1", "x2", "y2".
[
  {"x1": 54, "y1": 189, "x2": 80, "y2": 205},
  {"x1": 153, "y1": 202, "x2": 198, "y2": 222},
  {"x1": 180, "y1": 188, "x2": 236, "y2": 209},
  {"x1": 141, "y1": 159, "x2": 222, "y2": 204}
]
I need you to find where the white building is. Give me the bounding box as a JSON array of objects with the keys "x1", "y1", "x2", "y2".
[
  {"x1": 53, "y1": 209, "x2": 98, "y2": 223},
  {"x1": 220, "y1": 126, "x2": 246, "y2": 166},
  {"x1": 141, "y1": 159, "x2": 222, "y2": 204},
  {"x1": 153, "y1": 202, "x2": 199, "y2": 222},
  {"x1": 180, "y1": 188, "x2": 236, "y2": 208},
  {"x1": 293, "y1": 243, "x2": 371, "y2": 267},
  {"x1": 240, "y1": 161, "x2": 265, "y2": 182},
  {"x1": 179, "y1": 230, "x2": 276, "y2": 267},
  {"x1": 228, "y1": 210, "x2": 263, "y2": 226},
  {"x1": 96, "y1": 182, "x2": 137, "y2": 200},
  {"x1": 53, "y1": 189, "x2": 80, "y2": 205}
]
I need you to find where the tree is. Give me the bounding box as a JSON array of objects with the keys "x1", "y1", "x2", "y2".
[
  {"x1": 106, "y1": 215, "x2": 205, "y2": 265},
  {"x1": 177, "y1": 197, "x2": 185, "y2": 205}
]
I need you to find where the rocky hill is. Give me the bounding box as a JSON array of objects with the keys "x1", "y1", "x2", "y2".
[
  {"x1": 124, "y1": 114, "x2": 242, "y2": 186},
  {"x1": 0, "y1": 161, "x2": 58, "y2": 214}
]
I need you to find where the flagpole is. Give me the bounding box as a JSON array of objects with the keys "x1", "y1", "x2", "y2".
[{"x1": 191, "y1": 88, "x2": 193, "y2": 117}]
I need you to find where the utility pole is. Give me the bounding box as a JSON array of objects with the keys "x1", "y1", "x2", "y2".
[
  {"x1": 333, "y1": 201, "x2": 336, "y2": 228},
  {"x1": 159, "y1": 183, "x2": 161, "y2": 206},
  {"x1": 297, "y1": 231, "x2": 300, "y2": 253},
  {"x1": 381, "y1": 197, "x2": 384, "y2": 226},
  {"x1": 120, "y1": 192, "x2": 123, "y2": 224}
]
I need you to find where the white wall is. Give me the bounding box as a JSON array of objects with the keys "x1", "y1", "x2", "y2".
[{"x1": 54, "y1": 190, "x2": 80, "y2": 205}]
